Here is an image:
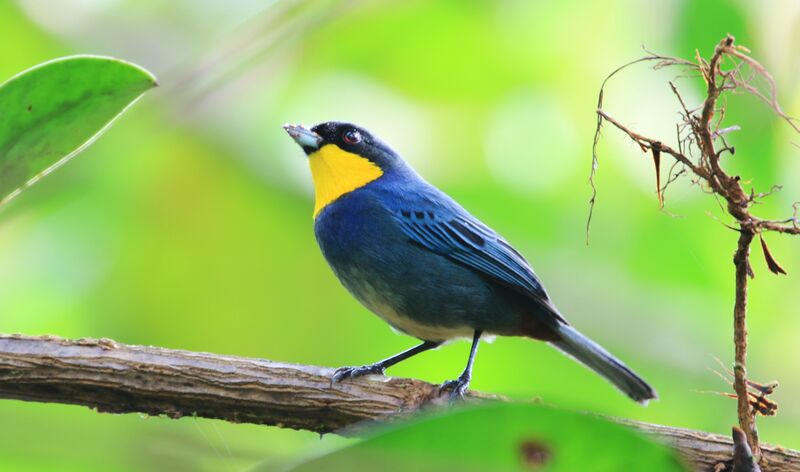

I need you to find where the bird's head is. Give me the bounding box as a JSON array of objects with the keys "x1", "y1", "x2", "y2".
[{"x1": 284, "y1": 121, "x2": 405, "y2": 217}]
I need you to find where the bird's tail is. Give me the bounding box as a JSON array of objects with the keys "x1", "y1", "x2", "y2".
[{"x1": 550, "y1": 324, "x2": 657, "y2": 404}]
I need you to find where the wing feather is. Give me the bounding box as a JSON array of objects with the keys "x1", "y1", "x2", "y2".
[{"x1": 394, "y1": 207, "x2": 550, "y2": 305}]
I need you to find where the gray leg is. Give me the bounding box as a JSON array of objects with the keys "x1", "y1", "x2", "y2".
[
  {"x1": 332, "y1": 340, "x2": 440, "y2": 383},
  {"x1": 440, "y1": 330, "x2": 482, "y2": 400}
]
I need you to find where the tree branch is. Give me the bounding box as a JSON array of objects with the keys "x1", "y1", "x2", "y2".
[
  {"x1": 1, "y1": 334, "x2": 798, "y2": 471},
  {"x1": 734, "y1": 228, "x2": 759, "y2": 453}
]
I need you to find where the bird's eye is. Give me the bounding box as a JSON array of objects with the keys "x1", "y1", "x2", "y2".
[{"x1": 342, "y1": 129, "x2": 362, "y2": 144}]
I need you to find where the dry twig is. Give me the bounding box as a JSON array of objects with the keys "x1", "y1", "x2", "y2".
[{"x1": 588, "y1": 34, "x2": 800, "y2": 463}]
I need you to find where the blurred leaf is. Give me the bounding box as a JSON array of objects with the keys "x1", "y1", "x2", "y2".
[
  {"x1": 279, "y1": 403, "x2": 688, "y2": 472},
  {"x1": 0, "y1": 55, "x2": 157, "y2": 205}
]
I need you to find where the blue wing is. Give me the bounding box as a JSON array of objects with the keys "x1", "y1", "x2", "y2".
[{"x1": 390, "y1": 196, "x2": 561, "y2": 321}]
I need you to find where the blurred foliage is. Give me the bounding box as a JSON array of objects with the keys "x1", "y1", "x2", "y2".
[
  {"x1": 279, "y1": 403, "x2": 688, "y2": 472},
  {"x1": 0, "y1": 55, "x2": 156, "y2": 203},
  {"x1": 0, "y1": 0, "x2": 799, "y2": 470}
]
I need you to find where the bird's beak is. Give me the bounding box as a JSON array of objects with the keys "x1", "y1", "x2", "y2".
[{"x1": 283, "y1": 123, "x2": 322, "y2": 152}]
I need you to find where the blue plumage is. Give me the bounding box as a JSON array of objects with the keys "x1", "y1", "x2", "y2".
[
  {"x1": 314, "y1": 168, "x2": 561, "y2": 341},
  {"x1": 285, "y1": 121, "x2": 656, "y2": 403}
]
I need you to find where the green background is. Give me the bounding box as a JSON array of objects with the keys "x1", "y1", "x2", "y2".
[{"x1": 1, "y1": 0, "x2": 799, "y2": 470}]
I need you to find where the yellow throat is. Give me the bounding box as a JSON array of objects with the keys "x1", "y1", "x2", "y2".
[{"x1": 308, "y1": 144, "x2": 383, "y2": 218}]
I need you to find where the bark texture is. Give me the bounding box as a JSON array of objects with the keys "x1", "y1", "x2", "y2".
[{"x1": 1, "y1": 334, "x2": 798, "y2": 471}]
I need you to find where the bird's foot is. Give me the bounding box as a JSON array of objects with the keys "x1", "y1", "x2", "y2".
[
  {"x1": 331, "y1": 363, "x2": 386, "y2": 383},
  {"x1": 439, "y1": 373, "x2": 471, "y2": 402}
]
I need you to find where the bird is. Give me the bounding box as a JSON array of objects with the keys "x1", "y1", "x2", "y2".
[{"x1": 284, "y1": 121, "x2": 657, "y2": 403}]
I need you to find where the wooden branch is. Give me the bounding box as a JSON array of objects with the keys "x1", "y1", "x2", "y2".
[
  {"x1": 0, "y1": 334, "x2": 494, "y2": 433},
  {"x1": 1, "y1": 334, "x2": 799, "y2": 471},
  {"x1": 734, "y1": 228, "x2": 759, "y2": 453}
]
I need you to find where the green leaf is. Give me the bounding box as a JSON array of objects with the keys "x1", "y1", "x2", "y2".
[
  {"x1": 0, "y1": 55, "x2": 157, "y2": 205},
  {"x1": 281, "y1": 403, "x2": 688, "y2": 472}
]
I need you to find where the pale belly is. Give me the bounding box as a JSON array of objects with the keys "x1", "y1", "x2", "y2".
[
  {"x1": 345, "y1": 274, "x2": 476, "y2": 342},
  {"x1": 371, "y1": 300, "x2": 475, "y2": 341}
]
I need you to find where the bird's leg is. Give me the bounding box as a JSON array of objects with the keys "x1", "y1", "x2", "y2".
[
  {"x1": 440, "y1": 330, "x2": 482, "y2": 401},
  {"x1": 332, "y1": 340, "x2": 440, "y2": 383}
]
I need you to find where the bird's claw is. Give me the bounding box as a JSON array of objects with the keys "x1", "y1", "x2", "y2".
[
  {"x1": 331, "y1": 364, "x2": 386, "y2": 384},
  {"x1": 439, "y1": 374, "x2": 471, "y2": 402}
]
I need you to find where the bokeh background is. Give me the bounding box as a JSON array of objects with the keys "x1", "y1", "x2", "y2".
[{"x1": 2, "y1": 0, "x2": 799, "y2": 470}]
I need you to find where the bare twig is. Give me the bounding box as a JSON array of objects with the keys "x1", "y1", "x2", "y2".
[
  {"x1": 734, "y1": 229, "x2": 758, "y2": 447},
  {"x1": 589, "y1": 34, "x2": 800, "y2": 461},
  {"x1": 587, "y1": 53, "x2": 697, "y2": 244},
  {"x1": 1, "y1": 334, "x2": 799, "y2": 472},
  {"x1": 596, "y1": 110, "x2": 703, "y2": 176}
]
